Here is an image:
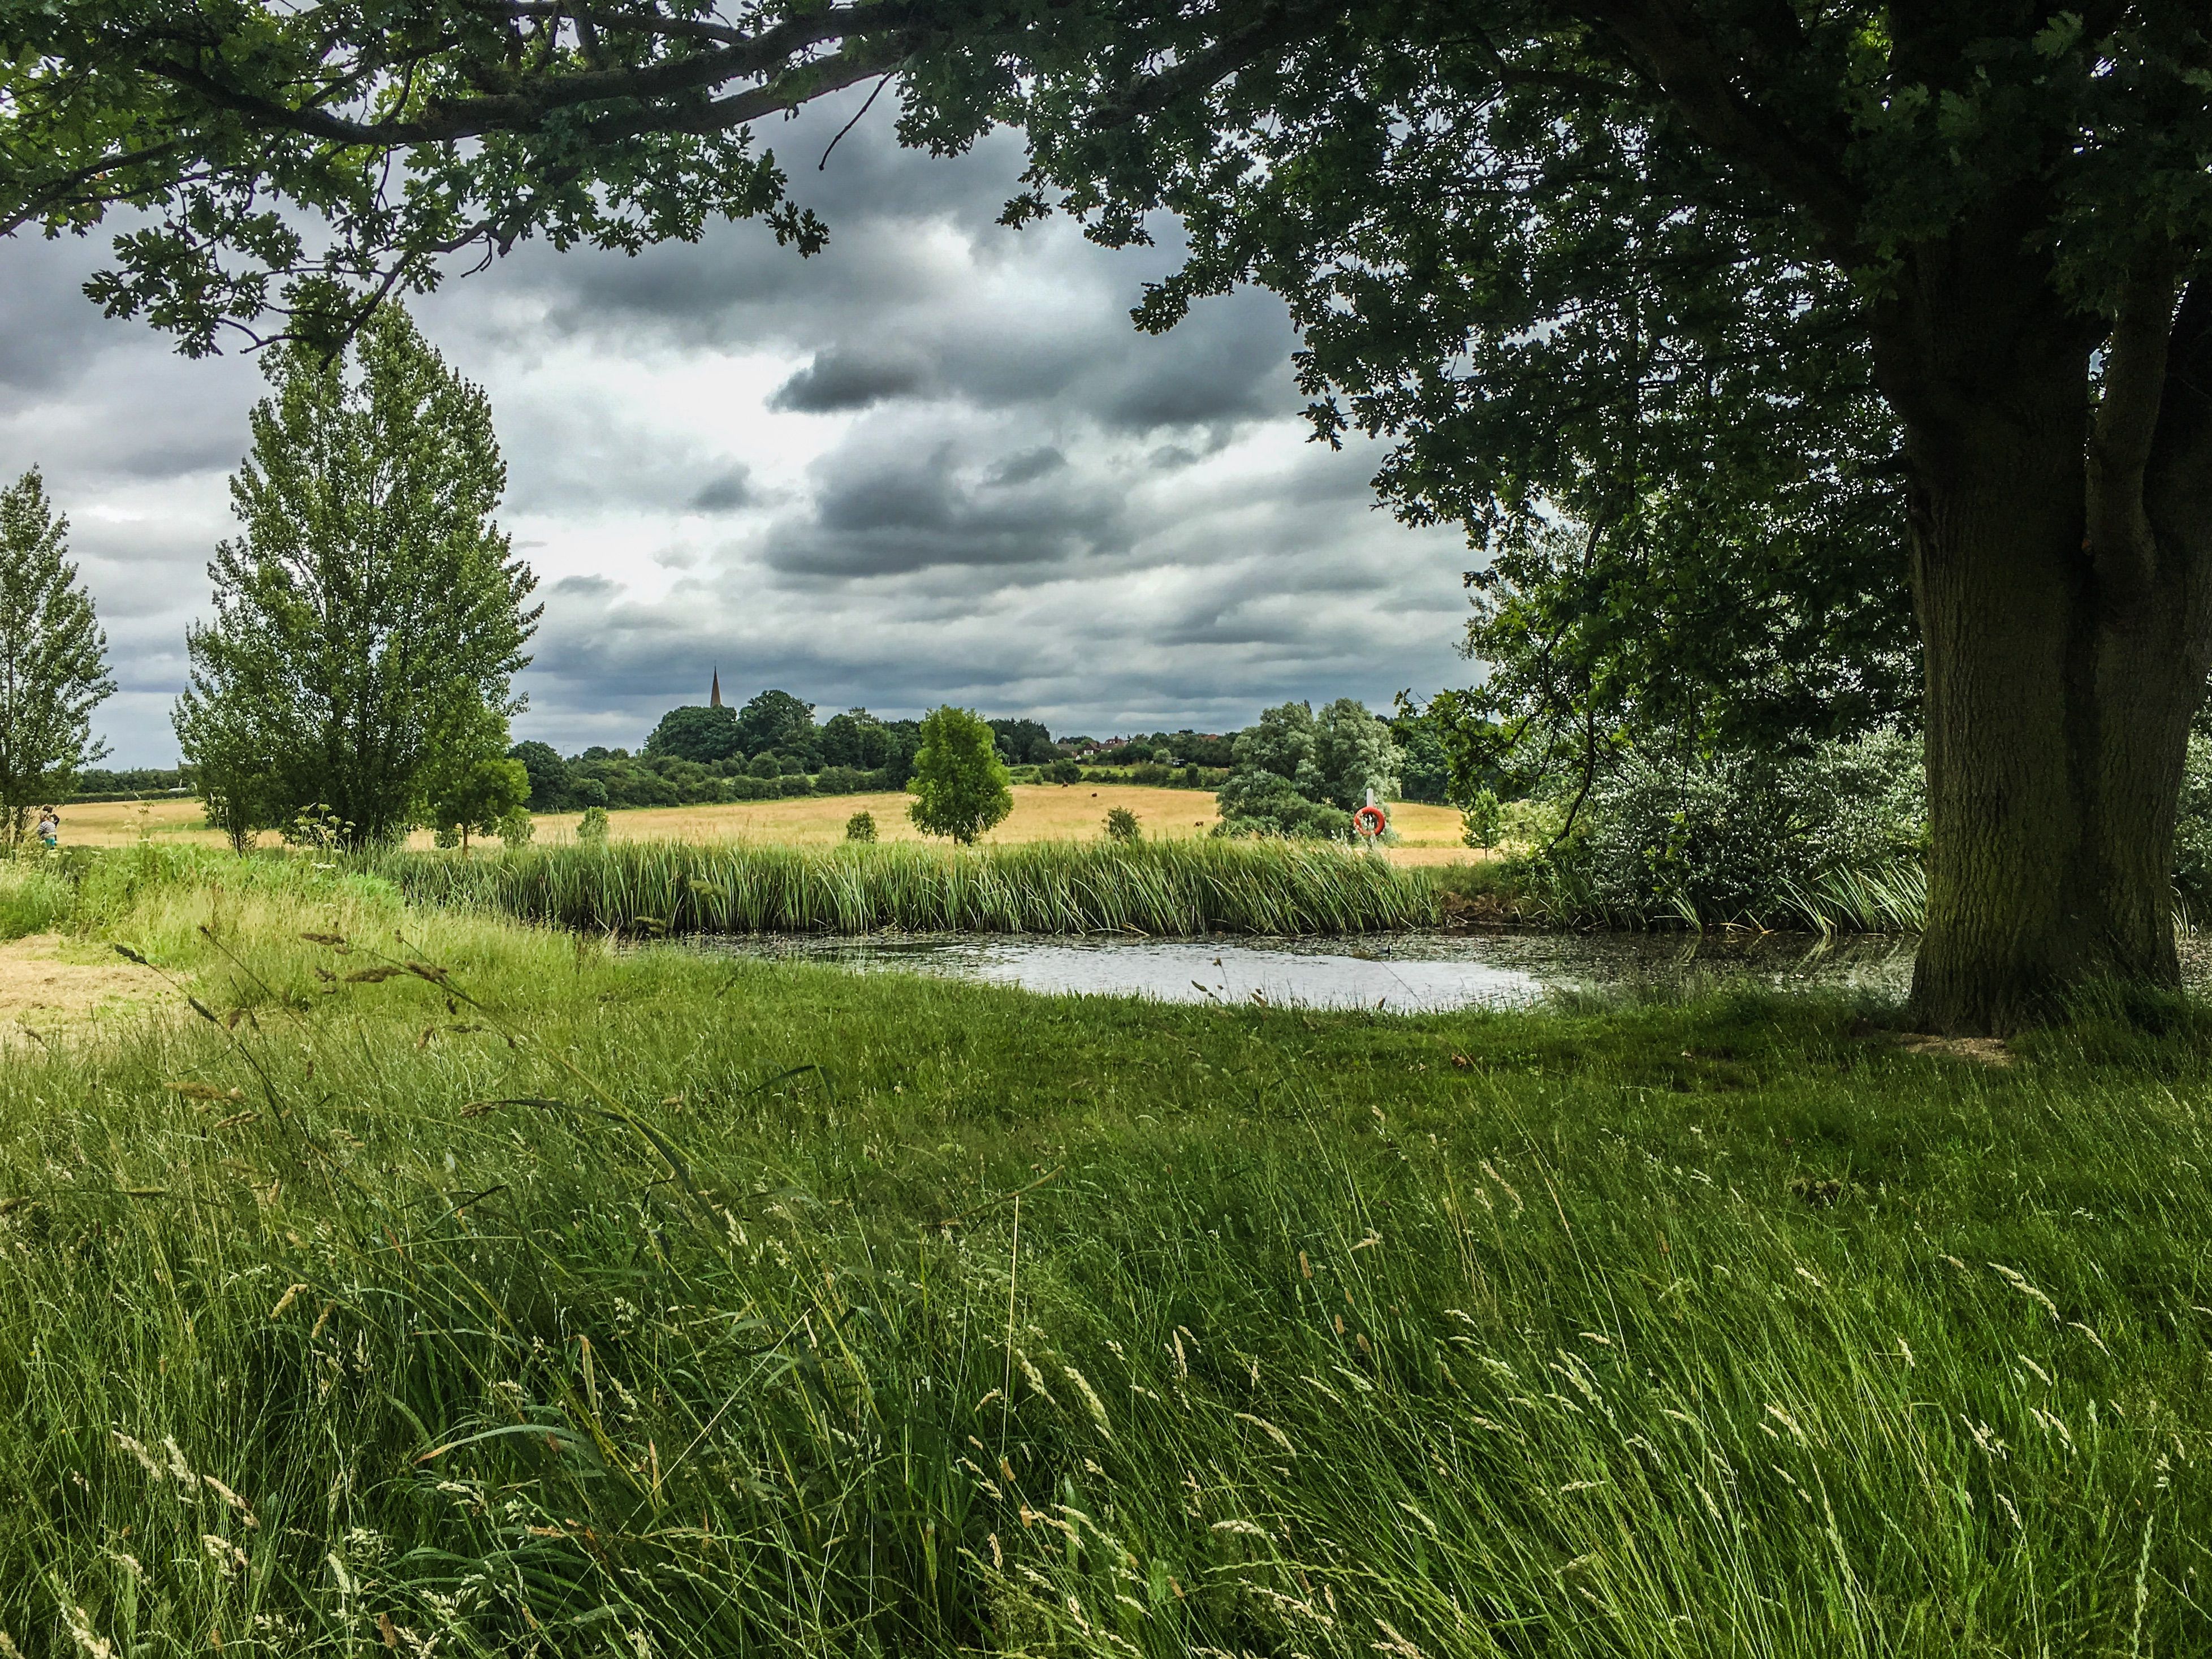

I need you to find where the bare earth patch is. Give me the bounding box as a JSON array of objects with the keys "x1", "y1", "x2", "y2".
[
  {"x1": 1896, "y1": 1033, "x2": 2016, "y2": 1068},
  {"x1": 0, "y1": 934, "x2": 174, "y2": 1034}
]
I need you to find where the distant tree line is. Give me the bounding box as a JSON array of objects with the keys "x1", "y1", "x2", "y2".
[
  {"x1": 66, "y1": 767, "x2": 189, "y2": 802},
  {"x1": 501, "y1": 685, "x2": 1462, "y2": 845}
]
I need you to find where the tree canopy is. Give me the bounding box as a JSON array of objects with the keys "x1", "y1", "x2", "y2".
[
  {"x1": 907, "y1": 705, "x2": 1013, "y2": 844},
  {"x1": 174, "y1": 305, "x2": 539, "y2": 848},
  {"x1": 645, "y1": 702, "x2": 744, "y2": 765},
  {"x1": 0, "y1": 469, "x2": 113, "y2": 844}
]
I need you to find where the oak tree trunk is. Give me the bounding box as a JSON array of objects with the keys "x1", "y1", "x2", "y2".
[
  {"x1": 1878, "y1": 239, "x2": 2212, "y2": 1035},
  {"x1": 1909, "y1": 448, "x2": 2204, "y2": 1032}
]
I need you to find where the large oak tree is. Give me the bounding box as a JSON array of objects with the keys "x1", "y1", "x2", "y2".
[{"x1": 5, "y1": 1, "x2": 2210, "y2": 1029}]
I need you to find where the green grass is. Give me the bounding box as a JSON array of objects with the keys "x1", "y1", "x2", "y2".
[
  {"x1": 373, "y1": 836, "x2": 1442, "y2": 936},
  {"x1": 1, "y1": 850, "x2": 2209, "y2": 1653}
]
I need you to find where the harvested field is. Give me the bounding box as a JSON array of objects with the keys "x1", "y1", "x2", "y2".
[{"x1": 56, "y1": 786, "x2": 1479, "y2": 861}]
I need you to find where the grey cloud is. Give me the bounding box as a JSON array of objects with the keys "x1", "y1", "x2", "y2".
[
  {"x1": 4, "y1": 84, "x2": 1471, "y2": 767},
  {"x1": 770, "y1": 347, "x2": 932, "y2": 412},
  {"x1": 689, "y1": 468, "x2": 754, "y2": 512},
  {"x1": 989, "y1": 446, "x2": 1066, "y2": 486},
  {"x1": 762, "y1": 432, "x2": 1133, "y2": 580}
]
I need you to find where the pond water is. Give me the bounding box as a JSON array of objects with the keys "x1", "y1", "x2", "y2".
[{"x1": 690, "y1": 929, "x2": 1926, "y2": 1013}]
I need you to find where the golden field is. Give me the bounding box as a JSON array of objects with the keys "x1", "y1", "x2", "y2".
[{"x1": 50, "y1": 784, "x2": 1481, "y2": 861}]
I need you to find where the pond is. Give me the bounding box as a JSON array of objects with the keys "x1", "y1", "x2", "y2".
[{"x1": 689, "y1": 928, "x2": 1928, "y2": 1013}]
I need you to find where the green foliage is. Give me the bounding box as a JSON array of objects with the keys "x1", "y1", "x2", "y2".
[
  {"x1": 63, "y1": 767, "x2": 188, "y2": 805},
  {"x1": 281, "y1": 803, "x2": 351, "y2": 853},
  {"x1": 496, "y1": 808, "x2": 534, "y2": 850},
  {"x1": 988, "y1": 716, "x2": 1056, "y2": 764},
  {"x1": 428, "y1": 755, "x2": 530, "y2": 853},
  {"x1": 1309, "y1": 698, "x2": 1399, "y2": 809},
  {"x1": 1213, "y1": 769, "x2": 1347, "y2": 841},
  {"x1": 2174, "y1": 736, "x2": 2212, "y2": 917},
  {"x1": 1216, "y1": 699, "x2": 1397, "y2": 839},
  {"x1": 1537, "y1": 732, "x2": 1927, "y2": 928},
  {"x1": 0, "y1": 468, "x2": 113, "y2": 845},
  {"x1": 381, "y1": 836, "x2": 1438, "y2": 936},
  {"x1": 1233, "y1": 702, "x2": 1323, "y2": 795},
  {"x1": 736, "y1": 689, "x2": 816, "y2": 759},
  {"x1": 844, "y1": 810, "x2": 878, "y2": 844},
  {"x1": 1462, "y1": 788, "x2": 1503, "y2": 850},
  {"x1": 907, "y1": 706, "x2": 1014, "y2": 845},
  {"x1": 1101, "y1": 806, "x2": 1140, "y2": 843},
  {"x1": 1390, "y1": 708, "x2": 1454, "y2": 805},
  {"x1": 508, "y1": 741, "x2": 571, "y2": 813},
  {"x1": 172, "y1": 306, "x2": 538, "y2": 849},
  {"x1": 574, "y1": 806, "x2": 610, "y2": 845},
  {"x1": 3, "y1": 861, "x2": 2212, "y2": 1650},
  {"x1": 644, "y1": 702, "x2": 744, "y2": 765},
  {"x1": 0, "y1": 857, "x2": 73, "y2": 939}
]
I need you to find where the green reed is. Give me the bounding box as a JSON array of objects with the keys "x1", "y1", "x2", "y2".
[{"x1": 370, "y1": 836, "x2": 1442, "y2": 936}]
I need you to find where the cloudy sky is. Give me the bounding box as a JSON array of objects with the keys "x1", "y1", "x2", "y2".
[{"x1": 0, "y1": 93, "x2": 1473, "y2": 766}]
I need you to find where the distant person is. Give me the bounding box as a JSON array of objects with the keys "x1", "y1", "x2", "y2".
[{"x1": 36, "y1": 806, "x2": 59, "y2": 849}]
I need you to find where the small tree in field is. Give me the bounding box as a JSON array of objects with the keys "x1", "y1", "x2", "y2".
[
  {"x1": 427, "y1": 744, "x2": 530, "y2": 853},
  {"x1": 0, "y1": 470, "x2": 114, "y2": 845},
  {"x1": 1103, "y1": 806, "x2": 1140, "y2": 844},
  {"x1": 174, "y1": 694, "x2": 276, "y2": 854},
  {"x1": 1462, "y1": 790, "x2": 1503, "y2": 852},
  {"x1": 908, "y1": 707, "x2": 1013, "y2": 846}
]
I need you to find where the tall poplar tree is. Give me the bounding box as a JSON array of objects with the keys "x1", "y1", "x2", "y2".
[
  {"x1": 174, "y1": 306, "x2": 539, "y2": 849},
  {"x1": 0, "y1": 469, "x2": 113, "y2": 845}
]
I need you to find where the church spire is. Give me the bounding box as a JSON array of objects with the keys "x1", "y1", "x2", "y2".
[{"x1": 710, "y1": 667, "x2": 722, "y2": 708}]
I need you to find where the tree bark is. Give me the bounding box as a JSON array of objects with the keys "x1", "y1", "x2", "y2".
[
  {"x1": 1908, "y1": 457, "x2": 2206, "y2": 1032},
  {"x1": 1876, "y1": 238, "x2": 2212, "y2": 1034}
]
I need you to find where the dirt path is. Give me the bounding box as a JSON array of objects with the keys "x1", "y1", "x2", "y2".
[{"x1": 0, "y1": 934, "x2": 175, "y2": 1035}]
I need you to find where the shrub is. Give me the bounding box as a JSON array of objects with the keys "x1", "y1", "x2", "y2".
[
  {"x1": 777, "y1": 775, "x2": 814, "y2": 798},
  {"x1": 1103, "y1": 806, "x2": 1140, "y2": 843},
  {"x1": 815, "y1": 765, "x2": 870, "y2": 796},
  {"x1": 845, "y1": 810, "x2": 878, "y2": 844},
  {"x1": 1540, "y1": 730, "x2": 1925, "y2": 926},
  {"x1": 1045, "y1": 759, "x2": 1083, "y2": 785},
  {"x1": 497, "y1": 809, "x2": 534, "y2": 849},
  {"x1": 1214, "y1": 768, "x2": 1346, "y2": 840},
  {"x1": 576, "y1": 805, "x2": 610, "y2": 844}
]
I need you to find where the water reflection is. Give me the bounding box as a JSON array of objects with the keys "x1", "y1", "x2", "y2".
[{"x1": 690, "y1": 929, "x2": 1924, "y2": 1013}]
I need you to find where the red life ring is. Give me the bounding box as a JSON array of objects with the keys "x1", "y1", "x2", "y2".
[{"x1": 1353, "y1": 804, "x2": 1388, "y2": 837}]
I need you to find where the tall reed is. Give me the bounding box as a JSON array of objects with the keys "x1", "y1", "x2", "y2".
[{"x1": 371, "y1": 836, "x2": 1442, "y2": 936}]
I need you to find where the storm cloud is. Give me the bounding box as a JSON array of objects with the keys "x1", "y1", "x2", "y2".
[{"x1": 0, "y1": 90, "x2": 1470, "y2": 763}]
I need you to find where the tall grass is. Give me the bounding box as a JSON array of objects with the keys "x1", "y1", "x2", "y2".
[
  {"x1": 1, "y1": 863, "x2": 2208, "y2": 1652},
  {"x1": 1458, "y1": 854, "x2": 1931, "y2": 934},
  {"x1": 374, "y1": 836, "x2": 1442, "y2": 936}
]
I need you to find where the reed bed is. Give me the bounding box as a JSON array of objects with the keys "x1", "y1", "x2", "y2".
[
  {"x1": 2, "y1": 861, "x2": 2211, "y2": 1654},
  {"x1": 373, "y1": 836, "x2": 1443, "y2": 936}
]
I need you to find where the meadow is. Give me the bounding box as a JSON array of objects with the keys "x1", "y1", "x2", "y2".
[
  {"x1": 0, "y1": 847, "x2": 2206, "y2": 1654},
  {"x1": 51, "y1": 786, "x2": 1476, "y2": 861}
]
